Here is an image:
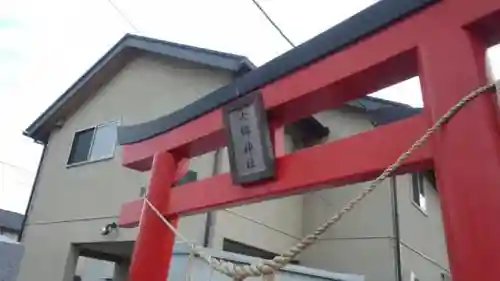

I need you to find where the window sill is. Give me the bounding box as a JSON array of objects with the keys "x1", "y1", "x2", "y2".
[
  {"x1": 66, "y1": 156, "x2": 114, "y2": 169},
  {"x1": 411, "y1": 202, "x2": 428, "y2": 216}
]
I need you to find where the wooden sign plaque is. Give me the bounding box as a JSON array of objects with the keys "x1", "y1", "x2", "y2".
[{"x1": 222, "y1": 91, "x2": 275, "y2": 185}]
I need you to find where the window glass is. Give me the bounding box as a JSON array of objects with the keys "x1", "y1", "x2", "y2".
[
  {"x1": 89, "y1": 122, "x2": 118, "y2": 161},
  {"x1": 68, "y1": 128, "x2": 94, "y2": 164},
  {"x1": 411, "y1": 173, "x2": 426, "y2": 211}
]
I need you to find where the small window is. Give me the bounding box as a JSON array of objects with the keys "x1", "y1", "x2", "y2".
[
  {"x1": 68, "y1": 121, "x2": 118, "y2": 165},
  {"x1": 411, "y1": 173, "x2": 426, "y2": 212}
]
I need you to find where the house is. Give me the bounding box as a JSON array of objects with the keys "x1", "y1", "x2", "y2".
[
  {"x1": 18, "y1": 31, "x2": 450, "y2": 281},
  {"x1": 0, "y1": 209, "x2": 24, "y2": 281}
]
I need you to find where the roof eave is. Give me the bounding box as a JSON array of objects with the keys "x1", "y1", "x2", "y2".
[
  {"x1": 24, "y1": 35, "x2": 132, "y2": 143},
  {"x1": 23, "y1": 34, "x2": 254, "y2": 144}
]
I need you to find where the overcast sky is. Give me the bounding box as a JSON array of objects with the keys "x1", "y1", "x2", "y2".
[{"x1": 0, "y1": 0, "x2": 499, "y2": 214}]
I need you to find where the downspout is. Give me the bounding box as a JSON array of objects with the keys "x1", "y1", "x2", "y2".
[
  {"x1": 203, "y1": 148, "x2": 222, "y2": 247},
  {"x1": 18, "y1": 141, "x2": 47, "y2": 242},
  {"x1": 390, "y1": 176, "x2": 403, "y2": 281},
  {"x1": 364, "y1": 108, "x2": 403, "y2": 280}
]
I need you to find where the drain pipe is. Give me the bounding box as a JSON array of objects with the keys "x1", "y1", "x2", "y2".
[
  {"x1": 390, "y1": 176, "x2": 403, "y2": 281},
  {"x1": 18, "y1": 142, "x2": 47, "y2": 242},
  {"x1": 358, "y1": 105, "x2": 403, "y2": 279},
  {"x1": 203, "y1": 148, "x2": 222, "y2": 247}
]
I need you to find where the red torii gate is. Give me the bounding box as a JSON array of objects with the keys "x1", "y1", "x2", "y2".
[{"x1": 116, "y1": 0, "x2": 500, "y2": 280}]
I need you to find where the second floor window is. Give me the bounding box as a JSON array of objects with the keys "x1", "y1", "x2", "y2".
[
  {"x1": 67, "y1": 121, "x2": 118, "y2": 165},
  {"x1": 411, "y1": 173, "x2": 426, "y2": 212}
]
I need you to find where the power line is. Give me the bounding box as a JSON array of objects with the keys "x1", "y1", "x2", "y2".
[
  {"x1": 247, "y1": 2, "x2": 381, "y2": 222},
  {"x1": 222, "y1": 203, "x2": 364, "y2": 242},
  {"x1": 222, "y1": 208, "x2": 300, "y2": 240},
  {"x1": 248, "y1": 0, "x2": 376, "y2": 125},
  {"x1": 107, "y1": 0, "x2": 141, "y2": 33},
  {"x1": 249, "y1": 0, "x2": 295, "y2": 47},
  {"x1": 248, "y1": 1, "x2": 344, "y2": 215}
]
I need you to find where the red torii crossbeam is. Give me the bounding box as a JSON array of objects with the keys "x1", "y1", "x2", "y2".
[{"x1": 117, "y1": 0, "x2": 500, "y2": 280}]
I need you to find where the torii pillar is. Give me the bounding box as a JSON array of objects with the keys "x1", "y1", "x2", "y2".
[{"x1": 419, "y1": 27, "x2": 500, "y2": 278}]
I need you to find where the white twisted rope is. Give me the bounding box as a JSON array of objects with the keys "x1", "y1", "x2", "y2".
[{"x1": 143, "y1": 80, "x2": 498, "y2": 281}]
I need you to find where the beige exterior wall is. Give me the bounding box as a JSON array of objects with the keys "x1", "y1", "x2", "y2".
[
  {"x1": 210, "y1": 133, "x2": 303, "y2": 254},
  {"x1": 300, "y1": 182, "x2": 395, "y2": 281},
  {"x1": 25, "y1": 53, "x2": 232, "y2": 225},
  {"x1": 18, "y1": 54, "x2": 235, "y2": 281},
  {"x1": 297, "y1": 109, "x2": 397, "y2": 281},
  {"x1": 395, "y1": 175, "x2": 450, "y2": 281},
  {"x1": 21, "y1": 220, "x2": 99, "y2": 281},
  {"x1": 209, "y1": 108, "x2": 402, "y2": 281}
]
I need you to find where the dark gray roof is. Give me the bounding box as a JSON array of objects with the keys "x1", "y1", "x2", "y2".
[
  {"x1": 367, "y1": 106, "x2": 422, "y2": 125},
  {"x1": 347, "y1": 96, "x2": 414, "y2": 111},
  {"x1": 286, "y1": 96, "x2": 421, "y2": 144},
  {"x1": 347, "y1": 96, "x2": 422, "y2": 125},
  {"x1": 0, "y1": 210, "x2": 24, "y2": 233},
  {"x1": 24, "y1": 34, "x2": 255, "y2": 143}
]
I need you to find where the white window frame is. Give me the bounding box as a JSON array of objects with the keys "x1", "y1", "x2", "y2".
[
  {"x1": 410, "y1": 172, "x2": 427, "y2": 215},
  {"x1": 67, "y1": 120, "x2": 120, "y2": 167}
]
